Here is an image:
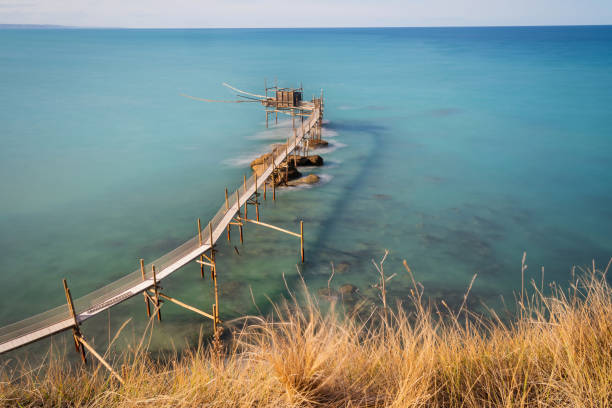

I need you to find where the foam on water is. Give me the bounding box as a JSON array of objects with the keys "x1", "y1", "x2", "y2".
[{"x1": 312, "y1": 140, "x2": 348, "y2": 155}]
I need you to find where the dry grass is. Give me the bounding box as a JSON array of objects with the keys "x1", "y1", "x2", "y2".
[{"x1": 1, "y1": 259, "x2": 611, "y2": 407}]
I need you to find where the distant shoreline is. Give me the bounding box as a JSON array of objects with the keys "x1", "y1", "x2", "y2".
[{"x1": 1, "y1": 23, "x2": 611, "y2": 30}]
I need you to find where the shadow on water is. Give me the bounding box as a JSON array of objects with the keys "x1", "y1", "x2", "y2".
[{"x1": 307, "y1": 119, "x2": 388, "y2": 263}]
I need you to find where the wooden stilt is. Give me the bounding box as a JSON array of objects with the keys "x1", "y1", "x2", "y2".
[
  {"x1": 300, "y1": 220, "x2": 304, "y2": 263},
  {"x1": 198, "y1": 218, "x2": 202, "y2": 246},
  {"x1": 63, "y1": 279, "x2": 86, "y2": 364},
  {"x1": 140, "y1": 259, "x2": 151, "y2": 317},
  {"x1": 226, "y1": 188, "x2": 231, "y2": 242},
  {"x1": 293, "y1": 129, "x2": 298, "y2": 166},
  {"x1": 285, "y1": 138, "x2": 289, "y2": 184},
  {"x1": 152, "y1": 265, "x2": 161, "y2": 321},
  {"x1": 263, "y1": 179, "x2": 267, "y2": 200},
  {"x1": 198, "y1": 218, "x2": 204, "y2": 278},
  {"x1": 209, "y1": 222, "x2": 216, "y2": 279},
  {"x1": 212, "y1": 304, "x2": 218, "y2": 334},
  {"x1": 212, "y1": 268, "x2": 220, "y2": 333},
  {"x1": 236, "y1": 191, "x2": 243, "y2": 244}
]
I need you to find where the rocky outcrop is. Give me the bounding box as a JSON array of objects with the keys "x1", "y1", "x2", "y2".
[
  {"x1": 250, "y1": 153, "x2": 272, "y2": 178},
  {"x1": 292, "y1": 155, "x2": 324, "y2": 167},
  {"x1": 309, "y1": 139, "x2": 329, "y2": 148},
  {"x1": 251, "y1": 151, "x2": 323, "y2": 186}
]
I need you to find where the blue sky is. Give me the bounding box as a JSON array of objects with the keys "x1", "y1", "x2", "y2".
[{"x1": 1, "y1": 0, "x2": 611, "y2": 28}]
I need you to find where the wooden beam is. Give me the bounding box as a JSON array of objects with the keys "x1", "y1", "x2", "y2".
[
  {"x1": 152, "y1": 292, "x2": 216, "y2": 321},
  {"x1": 76, "y1": 335, "x2": 124, "y2": 384},
  {"x1": 195, "y1": 259, "x2": 215, "y2": 268},
  {"x1": 238, "y1": 217, "x2": 301, "y2": 238},
  {"x1": 202, "y1": 252, "x2": 214, "y2": 264}
]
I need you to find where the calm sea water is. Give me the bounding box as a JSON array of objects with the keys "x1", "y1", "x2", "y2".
[{"x1": 1, "y1": 26, "x2": 611, "y2": 354}]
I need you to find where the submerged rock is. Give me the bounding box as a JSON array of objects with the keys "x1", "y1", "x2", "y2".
[
  {"x1": 287, "y1": 174, "x2": 320, "y2": 186},
  {"x1": 317, "y1": 287, "x2": 339, "y2": 301},
  {"x1": 339, "y1": 284, "x2": 359, "y2": 295},
  {"x1": 335, "y1": 262, "x2": 350, "y2": 274}
]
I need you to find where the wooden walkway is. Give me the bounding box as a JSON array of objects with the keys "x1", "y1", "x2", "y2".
[{"x1": 0, "y1": 101, "x2": 322, "y2": 354}]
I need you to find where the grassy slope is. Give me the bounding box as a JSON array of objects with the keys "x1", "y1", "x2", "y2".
[{"x1": 1, "y1": 261, "x2": 611, "y2": 407}]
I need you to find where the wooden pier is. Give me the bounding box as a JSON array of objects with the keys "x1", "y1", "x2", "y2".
[{"x1": 0, "y1": 87, "x2": 325, "y2": 381}]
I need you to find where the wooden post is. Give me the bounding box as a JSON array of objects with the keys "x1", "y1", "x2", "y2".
[
  {"x1": 255, "y1": 171, "x2": 260, "y2": 221},
  {"x1": 212, "y1": 304, "x2": 218, "y2": 334},
  {"x1": 300, "y1": 220, "x2": 304, "y2": 263},
  {"x1": 209, "y1": 221, "x2": 215, "y2": 280},
  {"x1": 198, "y1": 218, "x2": 202, "y2": 246},
  {"x1": 293, "y1": 128, "x2": 298, "y2": 166},
  {"x1": 63, "y1": 279, "x2": 86, "y2": 364},
  {"x1": 244, "y1": 196, "x2": 248, "y2": 220},
  {"x1": 264, "y1": 179, "x2": 267, "y2": 200},
  {"x1": 285, "y1": 138, "x2": 289, "y2": 184},
  {"x1": 226, "y1": 188, "x2": 230, "y2": 242},
  {"x1": 212, "y1": 263, "x2": 220, "y2": 333},
  {"x1": 198, "y1": 218, "x2": 204, "y2": 278},
  {"x1": 265, "y1": 111, "x2": 268, "y2": 128},
  {"x1": 236, "y1": 190, "x2": 243, "y2": 244},
  {"x1": 152, "y1": 265, "x2": 161, "y2": 321},
  {"x1": 209, "y1": 221, "x2": 213, "y2": 247},
  {"x1": 140, "y1": 259, "x2": 151, "y2": 317}
]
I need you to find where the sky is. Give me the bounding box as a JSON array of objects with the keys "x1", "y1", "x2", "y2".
[{"x1": 1, "y1": 0, "x2": 611, "y2": 28}]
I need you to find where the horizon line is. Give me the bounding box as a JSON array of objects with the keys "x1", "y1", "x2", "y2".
[{"x1": 1, "y1": 23, "x2": 612, "y2": 30}]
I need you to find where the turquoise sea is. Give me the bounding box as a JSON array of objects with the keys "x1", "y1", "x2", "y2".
[{"x1": 1, "y1": 26, "x2": 611, "y2": 354}]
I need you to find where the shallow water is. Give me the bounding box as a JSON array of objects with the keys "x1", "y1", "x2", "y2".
[{"x1": 1, "y1": 26, "x2": 611, "y2": 355}]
